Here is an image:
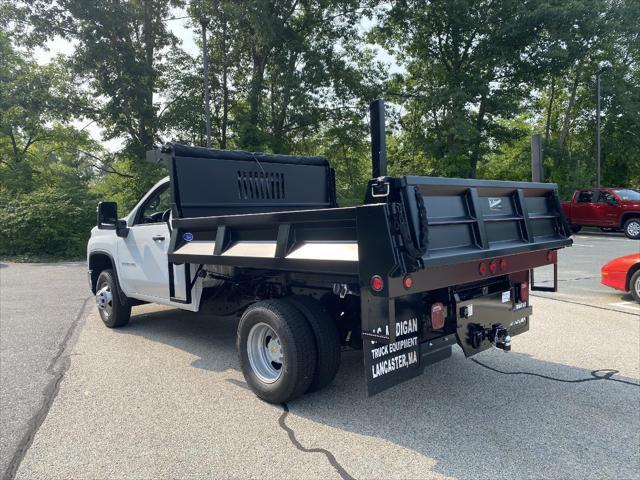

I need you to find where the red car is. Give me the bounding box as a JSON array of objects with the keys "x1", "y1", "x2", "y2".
[
  {"x1": 562, "y1": 188, "x2": 640, "y2": 239},
  {"x1": 601, "y1": 254, "x2": 640, "y2": 302}
]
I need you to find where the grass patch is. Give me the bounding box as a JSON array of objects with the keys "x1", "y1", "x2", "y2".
[{"x1": 0, "y1": 254, "x2": 85, "y2": 263}]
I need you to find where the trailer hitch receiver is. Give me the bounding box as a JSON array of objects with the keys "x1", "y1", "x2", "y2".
[{"x1": 468, "y1": 323, "x2": 511, "y2": 351}]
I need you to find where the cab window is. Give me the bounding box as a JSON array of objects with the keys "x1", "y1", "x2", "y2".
[
  {"x1": 577, "y1": 191, "x2": 594, "y2": 203},
  {"x1": 597, "y1": 191, "x2": 617, "y2": 204},
  {"x1": 136, "y1": 185, "x2": 172, "y2": 225}
]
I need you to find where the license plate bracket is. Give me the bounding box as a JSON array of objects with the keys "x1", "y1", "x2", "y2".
[{"x1": 455, "y1": 290, "x2": 531, "y2": 357}]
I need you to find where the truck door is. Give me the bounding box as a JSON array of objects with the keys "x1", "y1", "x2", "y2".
[
  {"x1": 573, "y1": 190, "x2": 597, "y2": 225},
  {"x1": 117, "y1": 183, "x2": 172, "y2": 300},
  {"x1": 596, "y1": 190, "x2": 620, "y2": 227}
]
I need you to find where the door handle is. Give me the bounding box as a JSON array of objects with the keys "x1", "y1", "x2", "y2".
[{"x1": 152, "y1": 235, "x2": 165, "y2": 242}]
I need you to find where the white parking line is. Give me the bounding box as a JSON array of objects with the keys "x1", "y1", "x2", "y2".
[
  {"x1": 572, "y1": 243, "x2": 595, "y2": 247},
  {"x1": 608, "y1": 301, "x2": 640, "y2": 312}
]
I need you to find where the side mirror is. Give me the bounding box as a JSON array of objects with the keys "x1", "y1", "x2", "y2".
[
  {"x1": 97, "y1": 202, "x2": 129, "y2": 237},
  {"x1": 97, "y1": 202, "x2": 118, "y2": 229},
  {"x1": 607, "y1": 198, "x2": 618, "y2": 206}
]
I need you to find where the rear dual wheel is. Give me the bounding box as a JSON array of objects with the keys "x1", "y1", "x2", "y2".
[{"x1": 237, "y1": 296, "x2": 341, "y2": 404}]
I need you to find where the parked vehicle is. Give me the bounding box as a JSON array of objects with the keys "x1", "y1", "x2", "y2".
[
  {"x1": 561, "y1": 188, "x2": 640, "y2": 239},
  {"x1": 87, "y1": 100, "x2": 572, "y2": 403},
  {"x1": 601, "y1": 254, "x2": 640, "y2": 303}
]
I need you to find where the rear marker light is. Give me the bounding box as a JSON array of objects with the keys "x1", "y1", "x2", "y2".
[
  {"x1": 479, "y1": 262, "x2": 487, "y2": 275},
  {"x1": 547, "y1": 250, "x2": 555, "y2": 262},
  {"x1": 430, "y1": 302, "x2": 446, "y2": 330},
  {"x1": 520, "y1": 282, "x2": 529, "y2": 303},
  {"x1": 500, "y1": 258, "x2": 508, "y2": 271},
  {"x1": 403, "y1": 275, "x2": 413, "y2": 290},
  {"x1": 371, "y1": 275, "x2": 384, "y2": 292},
  {"x1": 489, "y1": 261, "x2": 498, "y2": 274}
]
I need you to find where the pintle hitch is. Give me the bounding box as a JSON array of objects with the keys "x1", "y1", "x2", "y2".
[{"x1": 468, "y1": 323, "x2": 512, "y2": 352}]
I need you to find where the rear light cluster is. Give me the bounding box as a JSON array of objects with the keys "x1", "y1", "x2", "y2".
[
  {"x1": 371, "y1": 275, "x2": 384, "y2": 292},
  {"x1": 479, "y1": 258, "x2": 508, "y2": 276},
  {"x1": 519, "y1": 282, "x2": 529, "y2": 303},
  {"x1": 430, "y1": 302, "x2": 446, "y2": 330},
  {"x1": 370, "y1": 274, "x2": 415, "y2": 292}
]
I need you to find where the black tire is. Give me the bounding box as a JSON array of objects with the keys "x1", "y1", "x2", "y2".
[
  {"x1": 283, "y1": 296, "x2": 341, "y2": 393},
  {"x1": 623, "y1": 218, "x2": 640, "y2": 239},
  {"x1": 237, "y1": 300, "x2": 317, "y2": 404},
  {"x1": 95, "y1": 269, "x2": 131, "y2": 328},
  {"x1": 630, "y1": 270, "x2": 640, "y2": 303},
  {"x1": 570, "y1": 225, "x2": 582, "y2": 234}
]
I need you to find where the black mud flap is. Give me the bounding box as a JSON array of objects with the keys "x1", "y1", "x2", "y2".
[
  {"x1": 363, "y1": 299, "x2": 455, "y2": 396},
  {"x1": 455, "y1": 289, "x2": 532, "y2": 357}
]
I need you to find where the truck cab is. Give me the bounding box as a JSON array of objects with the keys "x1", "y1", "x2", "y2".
[
  {"x1": 561, "y1": 188, "x2": 640, "y2": 239},
  {"x1": 88, "y1": 177, "x2": 205, "y2": 312}
]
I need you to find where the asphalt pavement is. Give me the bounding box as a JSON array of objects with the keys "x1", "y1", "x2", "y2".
[
  {"x1": 533, "y1": 228, "x2": 639, "y2": 313},
  {"x1": 2, "y1": 233, "x2": 639, "y2": 479},
  {"x1": 0, "y1": 262, "x2": 89, "y2": 480}
]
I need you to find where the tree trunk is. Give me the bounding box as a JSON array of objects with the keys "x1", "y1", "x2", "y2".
[
  {"x1": 544, "y1": 76, "x2": 555, "y2": 146},
  {"x1": 139, "y1": 0, "x2": 155, "y2": 150},
  {"x1": 220, "y1": 16, "x2": 229, "y2": 150},
  {"x1": 241, "y1": 47, "x2": 267, "y2": 150},
  {"x1": 558, "y1": 67, "x2": 581, "y2": 153},
  {"x1": 469, "y1": 91, "x2": 487, "y2": 178}
]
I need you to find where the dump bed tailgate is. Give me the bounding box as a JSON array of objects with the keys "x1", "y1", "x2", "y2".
[{"x1": 370, "y1": 176, "x2": 572, "y2": 270}]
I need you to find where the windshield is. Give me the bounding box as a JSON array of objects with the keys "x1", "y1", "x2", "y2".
[{"x1": 614, "y1": 189, "x2": 640, "y2": 201}]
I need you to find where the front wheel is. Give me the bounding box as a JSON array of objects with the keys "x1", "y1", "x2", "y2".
[
  {"x1": 237, "y1": 300, "x2": 317, "y2": 404},
  {"x1": 95, "y1": 269, "x2": 131, "y2": 328},
  {"x1": 630, "y1": 270, "x2": 640, "y2": 303},
  {"x1": 623, "y1": 218, "x2": 640, "y2": 239}
]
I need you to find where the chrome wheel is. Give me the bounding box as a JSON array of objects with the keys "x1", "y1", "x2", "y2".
[
  {"x1": 96, "y1": 284, "x2": 113, "y2": 318},
  {"x1": 247, "y1": 322, "x2": 283, "y2": 384},
  {"x1": 635, "y1": 276, "x2": 640, "y2": 298},
  {"x1": 626, "y1": 221, "x2": 640, "y2": 238}
]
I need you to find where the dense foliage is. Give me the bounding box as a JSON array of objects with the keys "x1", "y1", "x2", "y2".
[{"x1": 0, "y1": 0, "x2": 638, "y2": 258}]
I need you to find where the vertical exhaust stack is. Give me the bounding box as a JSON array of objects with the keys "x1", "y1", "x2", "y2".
[{"x1": 370, "y1": 99, "x2": 387, "y2": 178}]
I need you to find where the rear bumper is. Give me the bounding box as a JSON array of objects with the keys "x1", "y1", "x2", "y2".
[{"x1": 363, "y1": 283, "x2": 531, "y2": 396}]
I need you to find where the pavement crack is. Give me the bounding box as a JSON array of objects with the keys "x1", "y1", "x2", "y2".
[
  {"x1": 533, "y1": 276, "x2": 599, "y2": 284},
  {"x1": 471, "y1": 358, "x2": 640, "y2": 387},
  {"x1": 279, "y1": 403, "x2": 355, "y2": 480},
  {"x1": 531, "y1": 293, "x2": 639, "y2": 316},
  {"x1": 3, "y1": 296, "x2": 92, "y2": 480}
]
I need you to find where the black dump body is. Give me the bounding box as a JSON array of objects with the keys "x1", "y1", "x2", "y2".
[{"x1": 149, "y1": 143, "x2": 572, "y2": 394}]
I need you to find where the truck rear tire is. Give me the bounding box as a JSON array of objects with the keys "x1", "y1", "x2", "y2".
[
  {"x1": 95, "y1": 269, "x2": 131, "y2": 328},
  {"x1": 623, "y1": 218, "x2": 640, "y2": 239},
  {"x1": 630, "y1": 270, "x2": 640, "y2": 303},
  {"x1": 237, "y1": 300, "x2": 317, "y2": 404},
  {"x1": 283, "y1": 296, "x2": 341, "y2": 393}
]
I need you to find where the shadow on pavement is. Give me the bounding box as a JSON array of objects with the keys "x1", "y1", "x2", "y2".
[{"x1": 120, "y1": 307, "x2": 640, "y2": 479}]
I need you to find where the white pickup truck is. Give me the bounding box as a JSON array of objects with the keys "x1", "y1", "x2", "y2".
[{"x1": 87, "y1": 104, "x2": 571, "y2": 404}]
